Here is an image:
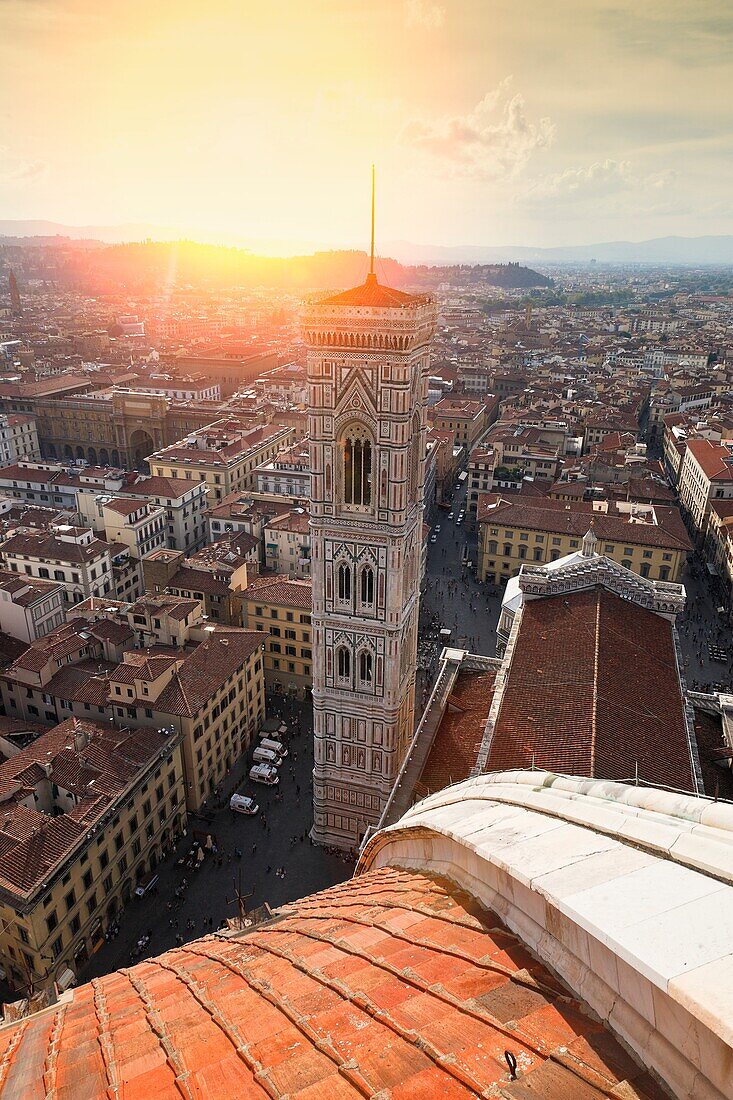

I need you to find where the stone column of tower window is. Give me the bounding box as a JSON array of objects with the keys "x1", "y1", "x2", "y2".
[{"x1": 303, "y1": 280, "x2": 437, "y2": 850}]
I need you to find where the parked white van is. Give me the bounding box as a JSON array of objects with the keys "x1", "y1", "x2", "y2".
[
  {"x1": 260, "y1": 738, "x2": 287, "y2": 758},
  {"x1": 230, "y1": 794, "x2": 259, "y2": 815},
  {"x1": 253, "y1": 746, "x2": 280, "y2": 766},
  {"x1": 249, "y1": 763, "x2": 279, "y2": 785}
]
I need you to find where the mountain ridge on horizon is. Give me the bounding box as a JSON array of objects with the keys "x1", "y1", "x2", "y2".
[{"x1": 1, "y1": 219, "x2": 732, "y2": 265}]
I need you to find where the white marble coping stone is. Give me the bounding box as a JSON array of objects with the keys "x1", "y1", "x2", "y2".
[{"x1": 358, "y1": 770, "x2": 733, "y2": 1100}]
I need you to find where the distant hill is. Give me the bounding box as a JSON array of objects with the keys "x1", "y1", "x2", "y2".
[
  {"x1": 386, "y1": 236, "x2": 733, "y2": 266},
  {"x1": 1, "y1": 220, "x2": 732, "y2": 266},
  {"x1": 0, "y1": 219, "x2": 179, "y2": 244},
  {"x1": 0, "y1": 238, "x2": 549, "y2": 292}
]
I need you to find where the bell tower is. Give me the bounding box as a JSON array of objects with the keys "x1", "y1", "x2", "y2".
[{"x1": 303, "y1": 177, "x2": 437, "y2": 849}]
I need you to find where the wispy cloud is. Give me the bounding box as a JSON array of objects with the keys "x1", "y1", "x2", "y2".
[
  {"x1": 404, "y1": 0, "x2": 445, "y2": 31},
  {"x1": 523, "y1": 158, "x2": 679, "y2": 220},
  {"x1": 527, "y1": 159, "x2": 675, "y2": 202},
  {"x1": 403, "y1": 79, "x2": 555, "y2": 180},
  {"x1": 0, "y1": 147, "x2": 46, "y2": 182},
  {"x1": 597, "y1": 1, "x2": 733, "y2": 66}
]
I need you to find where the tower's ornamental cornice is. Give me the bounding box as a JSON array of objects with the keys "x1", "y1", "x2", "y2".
[{"x1": 302, "y1": 275, "x2": 437, "y2": 345}]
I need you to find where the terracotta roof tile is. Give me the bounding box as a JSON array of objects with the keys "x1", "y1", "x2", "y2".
[
  {"x1": 486, "y1": 588, "x2": 696, "y2": 790},
  {"x1": 240, "y1": 574, "x2": 312, "y2": 610},
  {"x1": 319, "y1": 275, "x2": 429, "y2": 309},
  {"x1": 416, "y1": 668, "x2": 497, "y2": 798},
  {"x1": 0, "y1": 869, "x2": 661, "y2": 1097}
]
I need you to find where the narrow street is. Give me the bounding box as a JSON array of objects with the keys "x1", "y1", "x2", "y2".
[
  {"x1": 419, "y1": 481, "x2": 502, "y2": 679},
  {"x1": 81, "y1": 695, "x2": 353, "y2": 982},
  {"x1": 677, "y1": 553, "x2": 733, "y2": 693}
]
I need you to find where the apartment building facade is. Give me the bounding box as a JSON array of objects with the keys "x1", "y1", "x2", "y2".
[
  {"x1": 263, "y1": 508, "x2": 311, "y2": 577},
  {"x1": 0, "y1": 526, "x2": 114, "y2": 606},
  {"x1": 677, "y1": 438, "x2": 733, "y2": 539},
  {"x1": 0, "y1": 570, "x2": 65, "y2": 642},
  {"x1": 477, "y1": 494, "x2": 690, "y2": 585},
  {"x1": 238, "y1": 575, "x2": 312, "y2": 698},
  {"x1": 150, "y1": 418, "x2": 293, "y2": 504},
  {"x1": 0, "y1": 719, "x2": 186, "y2": 994}
]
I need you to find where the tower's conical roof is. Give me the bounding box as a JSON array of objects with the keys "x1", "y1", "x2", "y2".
[{"x1": 319, "y1": 272, "x2": 427, "y2": 308}]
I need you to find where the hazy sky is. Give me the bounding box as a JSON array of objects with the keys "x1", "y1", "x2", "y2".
[{"x1": 1, "y1": 0, "x2": 732, "y2": 249}]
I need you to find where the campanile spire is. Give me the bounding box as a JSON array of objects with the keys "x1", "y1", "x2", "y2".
[
  {"x1": 303, "y1": 219, "x2": 438, "y2": 851},
  {"x1": 369, "y1": 163, "x2": 376, "y2": 277}
]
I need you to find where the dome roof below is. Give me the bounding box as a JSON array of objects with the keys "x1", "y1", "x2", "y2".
[{"x1": 0, "y1": 867, "x2": 666, "y2": 1099}]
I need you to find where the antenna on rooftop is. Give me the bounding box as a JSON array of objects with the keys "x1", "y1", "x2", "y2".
[
  {"x1": 369, "y1": 163, "x2": 376, "y2": 278},
  {"x1": 227, "y1": 869, "x2": 254, "y2": 930}
]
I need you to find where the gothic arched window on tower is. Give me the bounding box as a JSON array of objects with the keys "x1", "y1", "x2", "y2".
[
  {"x1": 342, "y1": 427, "x2": 373, "y2": 507},
  {"x1": 360, "y1": 565, "x2": 375, "y2": 606},
  {"x1": 358, "y1": 650, "x2": 373, "y2": 685},
  {"x1": 337, "y1": 563, "x2": 351, "y2": 602},
  {"x1": 336, "y1": 645, "x2": 351, "y2": 682},
  {"x1": 408, "y1": 412, "x2": 422, "y2": 501}
]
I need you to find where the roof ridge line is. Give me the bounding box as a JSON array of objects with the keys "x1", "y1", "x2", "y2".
[{"x1": 591, "y1": 592, "x2": 601, "y2": 774}]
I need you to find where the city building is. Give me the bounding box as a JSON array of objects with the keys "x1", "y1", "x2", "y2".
[
  {"x1": 106, "y1": 627, "x2": 267, "y2": 811},
  {"x1": 0, "y1": 525, "x2": 114, "y2": 606},
  {"x1": 254, "y1": 361, "x2": 308, "y2": 404},
  {"x1": 1, "y1": 616, "x2": 268, "y2": 813},
  {"x1": 149, "y1": 417, "x2": 293, "y2": 503},
  {"x1": 430, "y1": 395, "x2": 496, "y2": 451},
  {"x1": 0, "y1": 570, "x2": 65, "y2": 643},
  {"x1": 0, "y1": 462, "x2": 128, "y2": 513},
  {"x1": 0, "y1": 718, "x2": 185, "y2": 994},
  {"x1": 303, "y1": 270, "x2": 437, "y2": 849},
  {"x1": 76, "y1": 475, "x2": 208, "y2": 555},
  {"x1": 142, "y1": 531, "x2": 256, "y2": 626},
  {"x1": 0, "y1": 414, "x2": 40, "y2": 465},
  {"x1": 466, "y1": 446, "x2": 495, "y2": 518},
  {"x1": 238, "y1": 574, "x2": 312, "y2": 696},
  {"x1": 677, "y1": 437, "x2": 733, "y2": 539},
  {"x1": 161, "y1": 351, "x2": 279, "y2": 398},
  {"x1": 254, "y1": 439, "x2": 311, "y2": 498},
  {"x1": 477, "y1": 493, "x2": 690, "y2": 584},
  {"x1": 124, "y1": 476, "x2": 208, "y2": 553},
  {"x1": 263, "y1": 507, "x2": 311, "y2": 576},
  {"x1": 97, "y1": 496, "x2": 167, "y2": 601},
  {"x1": 206, "y1": 492, "x2": 293, "y2": 546}
]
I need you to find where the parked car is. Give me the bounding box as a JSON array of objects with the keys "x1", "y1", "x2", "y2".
[
  {"x1": 249, "y1": 763, "x2": 279, "y2": 785},
  {"x1": 260, "y1": 737, "x2": 287, "y2": 758},
  {"x1": 435, "y1": 524, "x2": 441, "y2": 532},
  {"x1": 253, "y1": 746, "x2": 280, "y2": 766},
  {"x1": 430, "y1": 535, "x2": 437, "y2": 543},
  {"x1": 448, "y1": 512, "x2": 454, "y2": 519},
  {"x1": 230, "y1": 794, "x2": 259, "y2": 815}
]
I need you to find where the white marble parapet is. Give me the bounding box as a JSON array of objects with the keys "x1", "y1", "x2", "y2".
[
  {"x1": 358, "y1": 770, "x2": 733, "y2": 1100},
  {"x1": 518, "y1": 555, "x2": 686, "y2": 617}
]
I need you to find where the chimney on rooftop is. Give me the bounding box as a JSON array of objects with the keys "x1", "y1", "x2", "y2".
[{"x1": 74, "y1": 727, "x2": 90, "y2": 753}]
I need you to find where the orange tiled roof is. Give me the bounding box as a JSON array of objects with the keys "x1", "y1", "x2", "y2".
[
  {"x1": 487, "y1": 588, "x2": 696, "y2": 791},
  {"x1": 0, "y1": 868, "x2": 666, "y2": 1098},
  {"x1": 240, "y1": 574, "x2": 312, "y2": 610},
  {"x1": 319, "y1": 274, "x2": 428, "y2": 309},
  {"x1": 685, "y1": 438, "x2": 733, "y2": 481},
  {"x1": 417, "y1": 668, "x2": 497, "y2": 799}
]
